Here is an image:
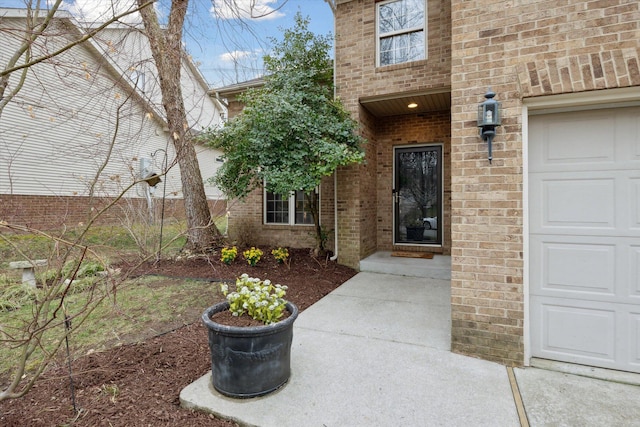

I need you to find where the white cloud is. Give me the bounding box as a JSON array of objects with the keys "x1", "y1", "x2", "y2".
[
  {"x1": 62, "y1": 0, "x2": 142, "y2": 24},
  {"x1": 210, "y1": 0, "x2": 285, "y2": 21},
  {"x1": 219, "y1": 50, "x2": 253, "y2": 62}
]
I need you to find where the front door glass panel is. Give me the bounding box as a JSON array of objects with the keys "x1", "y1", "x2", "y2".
[{"x1": 394, "y1": 145, "x2": 442, "y2": 245}]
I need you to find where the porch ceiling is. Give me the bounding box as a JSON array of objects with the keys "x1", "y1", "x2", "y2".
[{"x1": 359, "y1": 88, "x2": 451, "y2": 117}]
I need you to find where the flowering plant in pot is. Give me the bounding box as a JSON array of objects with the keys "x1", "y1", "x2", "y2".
[{"x1": 201, "y1": 274, "x2": 299, "y2": 398}]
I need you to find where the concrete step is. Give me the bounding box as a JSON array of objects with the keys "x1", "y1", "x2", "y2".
[{"x1": 359, "y1": 251, "x2": 451, "y2": 280}]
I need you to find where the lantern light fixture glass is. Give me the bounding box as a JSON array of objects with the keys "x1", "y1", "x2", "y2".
[
  {"x1": 477, "y1": 88, "x2": 502, "y2": 163},
  {"x1": 408, "y1": 102, "x2": 418, "y2": 109}
]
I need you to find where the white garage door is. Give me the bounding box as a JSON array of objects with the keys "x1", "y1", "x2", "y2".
[{"x1": 529, "y1": 106, "x2": 640, "y2": 373}]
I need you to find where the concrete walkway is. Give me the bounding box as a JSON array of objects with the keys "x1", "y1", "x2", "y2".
[{"x1": 181, "y1": 254, "x2": 640, "y2": 426}]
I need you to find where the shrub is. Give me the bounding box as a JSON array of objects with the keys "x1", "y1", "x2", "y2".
[
  {"x1": 271, "y1": 247, "x2": 289, "y2": 264},
  {"x1": 220, "y1": 246, "x2": 238, "y2": 265},
  {"x1": 243, "y1": 247, "x2": 263, "y2": 267}
]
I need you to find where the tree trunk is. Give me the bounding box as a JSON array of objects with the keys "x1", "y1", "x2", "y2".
[
  {"x1": 306, "y1": 191, "x2": 326, "y2": 256},
  {"x1": 138, "y1": 0, "x2": 221, "y2": 252}
]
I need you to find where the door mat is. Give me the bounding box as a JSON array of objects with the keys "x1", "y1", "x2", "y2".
[{"x1": 391, "y1": 251, "x2": 434, "y2": 259}]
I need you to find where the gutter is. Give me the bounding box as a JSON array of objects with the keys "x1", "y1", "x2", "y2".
[
  {"x1": 330, "y1": 9, "x2": 339, "y2": 262},
  {"x1": 330, "y1": 170, "x2": 338, "y2": 261}
]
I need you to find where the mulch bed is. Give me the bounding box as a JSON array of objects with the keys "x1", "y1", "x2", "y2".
[{"x1": 0, "y1": 248, "x2": 357, "y2": 426}]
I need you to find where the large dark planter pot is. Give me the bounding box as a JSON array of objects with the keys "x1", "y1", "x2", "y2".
[
  {"x1": 406, "y1": 226, "x2": 425, "y2": 241},
  {"x1": 201, "y1": 301, "x2": 299, "y2": 398}
]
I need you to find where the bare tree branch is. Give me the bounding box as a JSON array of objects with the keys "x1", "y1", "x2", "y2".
[{"x1": 0, "y1": 0, "x2": 155, "y2": 116}]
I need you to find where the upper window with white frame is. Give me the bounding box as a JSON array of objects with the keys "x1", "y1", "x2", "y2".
[
  {"x1": 377, "y1": 0, "x2": 426, "y2": 67},
  {"x1": 264, "y1": 188, "x2": 316, "y2": 226}
]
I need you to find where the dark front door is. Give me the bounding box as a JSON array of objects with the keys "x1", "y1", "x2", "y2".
[{"x1": 394, "y1": 145, "x2": 442, "y2": 245}]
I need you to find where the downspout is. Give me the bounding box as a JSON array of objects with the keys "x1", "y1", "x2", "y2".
[
  {"x1": 330, "y1": 170, "x2": 338, "y2": 261},
  {"x1": 329, "y1": 3, "x2": 339, "y2": 262}
]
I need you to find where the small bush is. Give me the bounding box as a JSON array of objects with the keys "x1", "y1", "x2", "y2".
[
  {"x1": 243, "y1": 247, "x2": 263, "y2": 267},
  {"x1": 271, "y1": 247, "x2": 289, "y2": 264},
  {"x1": 220, "y1": 246, "x2": 238, "y2": 265}
]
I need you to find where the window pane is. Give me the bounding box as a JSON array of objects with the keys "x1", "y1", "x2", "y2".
[
  {"x1": 378, "y1": 0, "x2": 424, "y2": 35},
  {"x1": 405, "y1": 0, "x2": 425, "y2": 28},
  {"x1": 380, "y1": 37, "x2": 394, "y2": 66},
  {"x1": 408, "y1": 31, "x2": 425, "y2": 62},
  {"x1": 265, "y1": 191, "x2": 289, "y2": 224},
  {"x1": 294, "y1": 190, "x2": 314, "y2": 225},
  {"x1": 380, "y1": 31, "x2": 424, "y2": 66}
]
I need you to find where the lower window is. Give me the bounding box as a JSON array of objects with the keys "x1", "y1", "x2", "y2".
[{"x1": 264, "y1": 188, "x2": 317, "y2": 225}]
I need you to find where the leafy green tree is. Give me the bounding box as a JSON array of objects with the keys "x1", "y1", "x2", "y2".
[{"x1": 206, "y1": 13, "x2": 365, "y2": 254}]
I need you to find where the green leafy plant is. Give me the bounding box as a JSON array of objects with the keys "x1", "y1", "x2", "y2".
[
  {"x1": 202, "y1": 13, "x2": 366, "y2": 256},
  {"x1": 220, "y1": 246, "x2": 238, "y2": 265},
  {"x1": 271, "y1": 247, "x2": 289, "y2": 264},
  {"x1": 220, "y1": 274, "x2": 288, "y2": 325},
  {"x1": 243, "y1": 247, "x2": 263, "y2": 267}
]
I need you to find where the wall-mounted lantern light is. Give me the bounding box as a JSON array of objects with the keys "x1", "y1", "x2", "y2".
[{"x1": 477, "y1": 88, "x2": 502, "y2": 163}]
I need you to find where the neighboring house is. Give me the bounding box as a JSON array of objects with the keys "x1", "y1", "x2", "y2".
[
  {"x1": 218, "y1": 0, "x2": 640, "y2": 374},
  {"x1": 0, "y1": 8, "x2": 226, "y2": 230}
]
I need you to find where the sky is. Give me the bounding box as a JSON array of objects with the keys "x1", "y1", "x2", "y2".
[{"x1": 0, "y1": 0, "x2": 335, "y2": 87}]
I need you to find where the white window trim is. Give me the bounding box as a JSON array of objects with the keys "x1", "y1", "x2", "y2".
[
  {"x1": 376, "y1": 0, "x2": 428, "y2": 68},
  {"x1": 263, "y1": 186, "x2": 319, "y2": 226}
]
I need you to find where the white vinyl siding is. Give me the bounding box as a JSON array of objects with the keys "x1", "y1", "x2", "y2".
[{"x1": 0, "y1": 16, "x2": 224, "y2": 200}]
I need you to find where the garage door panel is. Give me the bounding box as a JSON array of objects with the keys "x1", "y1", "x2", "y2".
[
  {"x1": 623, "y1": 110, "x2": 640, "y2": 160},
  {"x1": 631, "y1": 313, "x2": 640, "y2": 368},
  {"x1": 532, "y1": 297, "x2": 616, "y2": 363},
  {"x1": 531, "y1": 174, "x2": 640, "y2": 237},
  {"x1": 543, "y1": 242, "x2": 615, "y2": 295},
  {"x1": 631, "y1": 178, "x2": 640, "y2": 229},
  {"x1": 531, "y1": 236, "x2": 635, "y2": 302},
  {"x1": 531, "y1": 111, "x2": 616, "y2": 166},
  {"x1": 630, "y1": 246, "x2": 640, "y2": 299},
  {"x1": 544, "y1": 178, "x2": 615, "y2": 227}
]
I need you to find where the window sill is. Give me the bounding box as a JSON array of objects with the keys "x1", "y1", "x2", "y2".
[
  {"x1": 263, "y1": 223, "x2": 314, "y2": 228},
  {"x1": 375, "y1": 59, "x2": 429, "y2": 73}
]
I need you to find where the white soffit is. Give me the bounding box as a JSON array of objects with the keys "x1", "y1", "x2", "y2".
[{"x1": 360, "y1": 88, "x2": 451, "y2": 117}]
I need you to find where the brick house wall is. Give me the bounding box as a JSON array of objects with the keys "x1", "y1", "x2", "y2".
[
  {"x1": 334, "y1": 0, "x2": 452, "y2": 268},
  {"x1": 450, "y1": 0, "x2": 640, "y2": 365},
  {"x1": 226, "y1": 177, "x2": 335, "y2": 251}
]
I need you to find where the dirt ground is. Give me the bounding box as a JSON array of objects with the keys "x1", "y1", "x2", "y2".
[{"x1": 0, "y1": 248, "x2": 357, "y2": 426}]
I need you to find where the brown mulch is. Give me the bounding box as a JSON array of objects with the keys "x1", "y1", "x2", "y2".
[{"x1": 0, "y1": 248, "x2": 357, "y2": 426}]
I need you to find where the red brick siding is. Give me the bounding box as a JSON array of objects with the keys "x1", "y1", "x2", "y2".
[{"x1": 0, "y1": 194, "x2": 226, "y2": 231}]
